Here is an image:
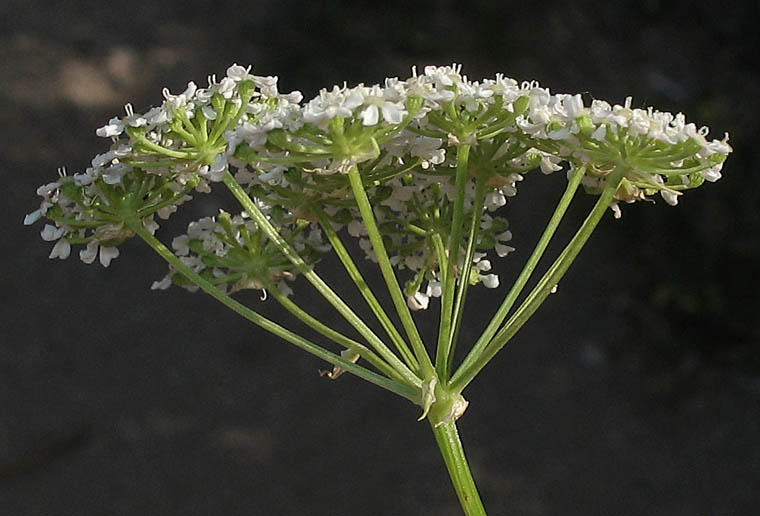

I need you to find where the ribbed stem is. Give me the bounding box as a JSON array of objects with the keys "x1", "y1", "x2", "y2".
[{"x1": 431, "y1": 420, "x2": 488, "y2": 516}]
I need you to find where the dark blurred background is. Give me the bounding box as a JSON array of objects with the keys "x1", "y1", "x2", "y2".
[{"x1": 2, "y1": 1, "x2": 759, "y2": 514}]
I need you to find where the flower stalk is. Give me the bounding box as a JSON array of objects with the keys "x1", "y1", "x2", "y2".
[
  {"x1": 124, "y1": 216, "x2": 419, "y2": 401},
  {"x1": 436, "y1": 143, "x2": 472, "y2": 379},
  {"x1": 346, "y1": 164, "x2": 435, "y2": 377}
]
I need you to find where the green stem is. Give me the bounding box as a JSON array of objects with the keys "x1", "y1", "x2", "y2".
[
  {"x1": 346, "y1": 164, "x2": 435, "y2": 377},
  {"x1": 446, "y1": 179, "x2": 486, "y2": 377},
  {"x1": 450, "y1": 168, "x2": 624, "y2": 392},
  {"x1": 431, "y1": 420, "x2": 488, "y2": 516},
  {"x1": 222, "y1": 172, "x2": 422, "y2": 388},
  {"x1": 124, "y1": 218, "x2": 418, "y2": 401},
  {"x1": 126, "y1": 128, "x2": 192, "y2": 159},
  {"x1": 313, "y1": 208, "x2": 420, "y2": 370},
  {"x1": 432, "y1": 232, "x2": 448, "y2": 284},
  {"x1": 436, "y1": 144, "x2": 471, "y2": 379},
  {"x1": 450, "y1": 165, "x2": 586, "y2": 389},
  {"x1": 263, "y1": 278, "x2": 406, "y2": 384}
]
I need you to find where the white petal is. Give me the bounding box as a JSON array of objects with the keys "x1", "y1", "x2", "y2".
[
  {"x1": 360, "y1": 105, "x2": 380, "y2": 126},
  {"x1": 202, "y1": 105, "x2": 218, "y2": 121},
  {"x1": 99, "y1": 246, "x2": 120, "y2": 267},
  {"x1": 381, "y1": 103, "x2": 405, "y2": 124},
  {"x1": 40, "y1": 224, "x2": 65, "y2": 242},
  {"x1": 591, "y1": 125, "x2": 607, "y2": 141},
  {"x1": 24, "y1": 210, "x2": 43, "y2": 225},
  {"x1": 661, "y1": 190, "x2": 679, "y2": 206},
  {"x1": 49, "y1": 239, "x2": 71, "y2": 260},
  {"x1": 80, "y1": 242, "x2": 98, "y2": 264},
  {"x1": 495, "y1": 244, "x2": 515, "y2": 257}
]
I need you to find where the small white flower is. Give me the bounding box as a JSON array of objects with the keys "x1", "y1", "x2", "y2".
[
  {"x1": 485, "y1": 191, "x2": 507, "y2": 210},
  {"x1": 96, "y1": 117, "x2": 125, "y2": 138},
  {"x1": 703, "y1": 164, "x2": 722, "y2": 182},
  {"x1": 157, "y1": 205, "x2": 178, "y2": 220},
  {"x1": 357, "y1": 85, "x2": 407, "y2": 126},
  {"x1": 347, "y1": 220, "x2": 365, "y2": 237},
  {"x1": 207, "y1": 154, "x2": 229, "y2": 182},
  {"x1": 481, "y1": 274, "x2": 499, "y2": 288},
  {"x1": 226, "y1": 64, "x2": 253, "y2": 82},
  {"x1": 426, "y1": 280, "x2": 442, "y2": 298},
  {"x1": 539, "y1": 155, "x2": 563, "y2": 174},
  {"x1": 172, "y1": 235, "x2": 190, "y2": 256},
  {"x1": 151, "y1": 274, "x2": 173, "y2": 290},
  {"x1": 563, "y1": 94, "x2": 585, "y2": 119},
  {"x1": 407, "y1": 290, "x2": 430, "y2": 311},
  {"x1": 142, "y1": 215, "x2": 159, "y2": 235}
]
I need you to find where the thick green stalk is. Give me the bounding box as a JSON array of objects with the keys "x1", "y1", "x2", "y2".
[
  {"x1": 436, "y1": 144, "x2": 471, "y2": 379},
  {"x1": 450, "y1": 168, "x2": 624, "y2": 392},
  {"x1": 223, "y1": 172, "x2": 422, "y2": 388},
  {"x1": 314, "y1": 208, "x2": 419, "y2": 370},
  {"x1": 431, "y1": 420, "x2": 488, "y2": 516},
  {"x1": 450, "y1": 166, "x2": 586, "y2": 389},
  {"x1": 345, "y1": 165, "x2": 435, "y2": 377},
  {"x1": 124, "y1": 218, "x2": 418, "y2": 401},
  {"x1": 262, "y1": 279, "x2": 406, "y2": 383}
]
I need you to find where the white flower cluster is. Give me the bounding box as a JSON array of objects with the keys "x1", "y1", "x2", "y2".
[
  {"x1": 25, "y1": 166, "x2": 193, "y2": 266},
  {"x1": 28, "y1": 63, "x2": 731, "y2": 307},
  {"x1": 152, "y1": 209, "x2": 329, "y2": 296}
]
